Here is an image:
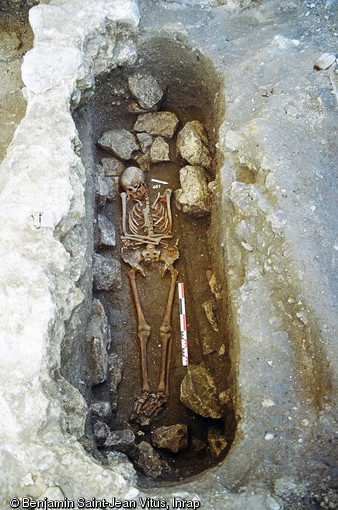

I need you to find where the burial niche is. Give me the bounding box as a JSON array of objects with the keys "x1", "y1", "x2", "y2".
[{"x1": 73, "y1": 38, "x2": 236, "y2": 484}]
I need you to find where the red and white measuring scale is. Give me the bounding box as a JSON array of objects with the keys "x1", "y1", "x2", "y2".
[{"x1": 178, "y1": 282, "x2": 189, "y2": 366}]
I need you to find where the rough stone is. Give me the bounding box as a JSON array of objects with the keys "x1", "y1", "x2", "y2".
[
  {"x1": 127, "y1": 101, "x2": 150, "y2": 114},
  {"x1": 94, "y1": 421, "x2": 110, "y2": 446},
  {"x1": 174, "y1": 165, "x2": 211, "y2": 217},
  {"x1": 98, "y1": 214, "x2": 116, "y2": 247},
  {"x1": 134, "y1": 150, "x2": 151, "y2": 172},
  {"x1": 89, "y1": 336, "x2": 109, "y2": 386},
  {"x1": 104, "y1": 429, "x2": 136, "y2": 455},
  {"x1": 219, "y1": 389, "x2": 231, "y2": 406},
  {"x1": 313, "y1": 52, "x2": 336, "y2": 70},
  {"x1": 59, "y1": 377, "x2": 88, "y2": 439},
  {"x1": 191, "y1": 437, "x2": 207, "y2": 453},
  {"x1": 150, "y1": 136, "x2": 170, "y2": 163},
  {"x1": 92, "y1": 299, "x2": 111, "y2": 350},
  {"x1": 96, "y1": 165, "x2": 110, "y2": 208},
  {"x1": 109, "y1": 352, "x2": 123, "y2": 412},
  {"x1": 202, "y1": 298, "x2": 219, "y2": 331},
  {"x1": 177, "y1": 120, "x2": 211, "y2": 168},
  {"x1": 95, "y1": 166, "x2": 117, "y2": 206},
  {"x1": 100, "y1": 157, "x2": 124, "y2": 177},
  {"x1": 105, "y1": 176, "x2": 119, "y2": 201},
  {"x1": 151, "y1": 424, "x2": 188, "y2": 453},
  {"x1": 85, "y1": 299, "x2": 112, "y2": 386},
  {"x1": 136, "y1": 132, "x2": 153, "y2": 153},
  {"x1": 128, "y1": 73, "x2": 163, "y2": 109},
  {"x1": 97, "y1": 129, "x2": 139, "y2": 160},
  {"x1": 201, "y1": 330, "x2": 218, "y2": 356},
  {"x1": 93, "y1": 254, "x2": 122, "y2": 291},
  {"x1": 106, "y1": 451, "x2": 138, "y2": 486},
  {"x1": 91, "y1": 401, "x2": 113, "y2": 420},
  {"x1": 134, "y1": 441, "x2": 168, "y2": 478},
  {"x1": 207, "y1": 427, "x2": 228, "y2": 457},
  {"x1": 134, "y1": 111, "x2": 179, "y2": 138},
  {"x1": 180, "y1": 363, "x2": 223, "y2": 419}
]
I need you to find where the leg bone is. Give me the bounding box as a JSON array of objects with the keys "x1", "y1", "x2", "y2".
[
  {"x1": 142, "y1": 266, "x2": 178, "y2": 418},
  {"x1": 157, "y1": 267, "x2": 179, "y2": 397},
  {"x1": 127, "y1": 268, "x2": 151, "y2": 410}
]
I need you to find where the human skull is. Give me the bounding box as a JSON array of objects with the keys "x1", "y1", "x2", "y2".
[{"x1": 120, "y1": 166, "x2": 146, "y2": 199}]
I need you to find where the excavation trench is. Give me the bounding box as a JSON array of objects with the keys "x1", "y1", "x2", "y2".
[{"x1": 71, "y1": 38, "x2": 236, "y2": 484}]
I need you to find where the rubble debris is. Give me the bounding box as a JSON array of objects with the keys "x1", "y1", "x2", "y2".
[
  {"x1": 93, "y1": 254, "x2": 122, "y2": 291},
  {"x1": 128, "y1": 73, "x2": 163, "y2": 110},
  {"x1": 175, "y1": 165, "x2": 211, "y2": 217},
  {"x1": 134, "y1": 111, "x2": 179, "y2": 138},
  {"x1": 97, "y1": 129, "x2": 139, "y2": 160},
  {"x1": 151, "y1": 424, "x2": 188, "y2": 453},
  {"x1": 176, "y1": 120, "x2": 211, "y2": 168},
  {"x1": 180, "y1": 363, "x2": 223, "y2": 419}
]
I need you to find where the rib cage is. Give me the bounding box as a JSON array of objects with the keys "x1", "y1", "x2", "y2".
[{"x1": 128, "y1": 196, "x2": 171, "y2": 238}]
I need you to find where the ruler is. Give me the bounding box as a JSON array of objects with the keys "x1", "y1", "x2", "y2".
[{"x1": 178, "y1": 282, "x2": 189, "y2": 366}]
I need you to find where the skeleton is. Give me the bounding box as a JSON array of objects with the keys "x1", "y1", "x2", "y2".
[{"x1": 120, "y1": 166, "x2": 179, "y2": 419}]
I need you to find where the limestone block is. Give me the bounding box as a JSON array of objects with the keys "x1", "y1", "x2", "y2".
[
  {"x1": 177, "y1": 120, "x2": 211, "y2": 168},
  {"x1": 128, "y1": 73, "x2": 163, "y2": 110},
  {"x1": 109, "y1": 352, "x2": 123, "y2": 413},
  {"x1": 134, "y1": 441, "x2": 168, "y2": 478},
  {"x1": 90, "y1": 401, "x2": 113, "y2": 420},
  {"x1": 207, "y1": 427, "x2": 227, "y2": 457},
  {"x1": 152, "y1": 424, "x2": 188, "y2": 453},
  {"x1": 98, "y1": 214, "x2": 116, "y2": 247},
  {"x1": 106, "y1": 451, "x2": 138, "y2": 486},
  {"x1": 136, "y1": 132, "x2": 153, "y2": 153},
  {"x1": 97, "y1": 129, "x2": 139, "y2": 160},
  {"x1": 86, "y1": 299, "x2": 111, "y2": 386},
  {"x1": 134, "y1": 150, "x2": 151, "y2": 172},
  {"x1": 202, "y1": 298, "x2": 219, "y2": 332},
  {"x1": 112, "y1": 40, "x2": 137, "y2": 67},
  {"x1": 134, "y1": 111, "x2": 179, "y2": 138},
  {"x1": 59, "y1": 378, "x2": 88, "y2": 439},
  {"x1": 127, "y1": 102, "x2": 150, "y2": 114},
  {"x1": 89, "y1": 336, "x2": 109, "y2": 386},
  {"x1": 91, "y1": 298, "x2": 112, "y2": 350},
  {"x1": 191, "y1": 437, "x2": 207, "y2": 452},
  {"x1": 94, "y1": 421, "x2": 110, "y2": 446},
  {"x1": 96, "y1": 166, "x2": 110, "y2": 207},
  {"x1": 104, "y1": 430, "x2": 136, "y2": 455},
  {"x1": 39, "y1": 488, "x2": 65, "y2": 502},
  {"x1": 105, "y1": 176, "x2": 118, "y2": 201},
  {"x1": 175, "y1": 165, "x2": 211, "y2": 217},
  {"x1": 230, "y1": 181, "x2": 270, "y2": 218},
  {"x1": 100, "y1": 157, "x2": 124, "y2": 176},
  {"x1": 180, "y1": 363, "x2": 223, "y2": 418},
  {"x1": 150, "y1": 136, "x2": 170, "y2": 163},
  {"x1": 93, "y1": 253, "x2": 122, "y2": 291}
]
